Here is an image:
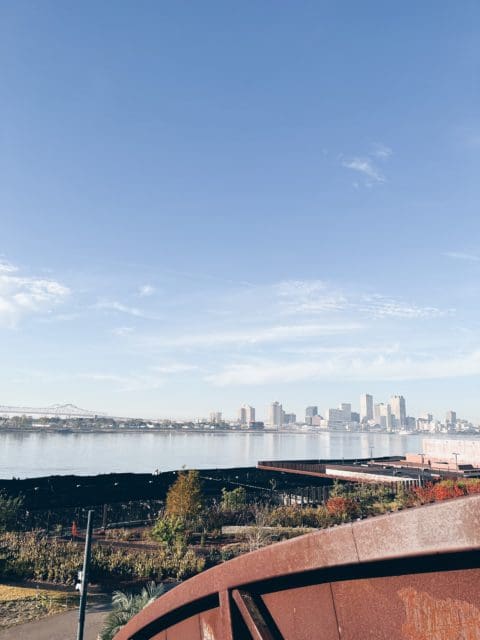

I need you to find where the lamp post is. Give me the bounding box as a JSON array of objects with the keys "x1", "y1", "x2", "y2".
[
  {"x1": 76, "y1": 510, "x2": 94, "y2": 640},
  {"x1": 452, "y1": 452, "x2": 459, "y2": 470}
]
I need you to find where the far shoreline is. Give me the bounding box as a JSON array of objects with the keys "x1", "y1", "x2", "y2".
[{"x1": 2, "y1": 426, "x2": 477, "y2": 437}]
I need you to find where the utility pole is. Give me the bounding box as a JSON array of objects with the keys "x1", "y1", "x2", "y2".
[
  {"x1": 76, "y1": 510, "x2": 94, "y2": 640},
  {"x1": 452, "y1": 452, "x2": 459, "y2": 470}
]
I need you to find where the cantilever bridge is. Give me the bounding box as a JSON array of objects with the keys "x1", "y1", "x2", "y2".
[{"x1": 0, "y1": 403, "x2": 105, "y2": 418}]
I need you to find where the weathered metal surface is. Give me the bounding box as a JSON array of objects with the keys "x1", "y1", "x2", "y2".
[
  {"x1": 231, "y1": 590, "x2": 279, "y2": 640},
  {"x1": 113, "y1": 495, "x2": 480, "y2": 640}
]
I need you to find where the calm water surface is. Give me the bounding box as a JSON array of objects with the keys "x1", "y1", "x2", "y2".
[{"x1": 0, "y1": 430, "x2": 426, "y2": 478}]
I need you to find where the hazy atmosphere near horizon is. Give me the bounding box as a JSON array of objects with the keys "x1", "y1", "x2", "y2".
[{"x1": 1, "y1": 1, "x2": 479, "y2": 421}]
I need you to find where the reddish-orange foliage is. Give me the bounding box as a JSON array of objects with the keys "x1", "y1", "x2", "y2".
[
  {"x1": 464, "y1": 479, "x2": 480, "y2": 495},
  {"x1": 412, "y1": 479, "x2": 480, "y2": 505},
  {"x1": 432, "y1": 482, "x2": 465, "y2": 501},
  {"x1": 326, "y1": 496, "x2": 359, "y2": 519}
]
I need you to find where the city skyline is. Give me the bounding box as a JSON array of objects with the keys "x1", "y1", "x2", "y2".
[
  {"x1": 1, "y1": 3, "x2": 479, "y2": 420},
  {"x1": 0, "y1": 392, "x2": 470, "y2": 427}
]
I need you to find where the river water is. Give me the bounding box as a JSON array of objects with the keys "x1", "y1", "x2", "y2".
[{"x1": 0, "y1": 430, "x2": 428, "y2": 478}]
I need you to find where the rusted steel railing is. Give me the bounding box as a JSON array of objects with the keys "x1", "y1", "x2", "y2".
[{"x1": 114, "y1": 495, "x2": 480, "y2": 639}]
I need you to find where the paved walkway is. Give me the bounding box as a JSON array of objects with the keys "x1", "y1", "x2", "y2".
[{"x1": 0, "y1": 601, "x2": 110, "y2": 640}]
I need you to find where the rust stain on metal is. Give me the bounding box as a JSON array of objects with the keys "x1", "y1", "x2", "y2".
[{"x1": 399, "y1": 587, "x2": 480, "y2": 640}]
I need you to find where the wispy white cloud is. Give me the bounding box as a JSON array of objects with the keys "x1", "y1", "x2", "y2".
[
  {"x1": 78, "y1": 372, "x2": 165, "y2": 392},
  {"x1": 113, "y1": 326, "x2": 135, "y2": 337},
  {"x1": 341, "y1": 142, "x2": 392, "y2": 186},
  {"x1": 96, "y1": 300, "x2": 150, "y2": 318},
  {"x1": 273, "y1": 279, "x2": 449, "y2": 320},
  {"x1": 371, "y1": 143, "x2": 393, "y2": 159},
  {"x1": 207, "y1": 349, "x2": 480, "y2": 386},
  {"x1": 444, "y1": 251, "x2": 480, "y2": 263},
  {"x1": 360, "y1": 294, "x2": 451, "y2": 319},
  {"x1": 78, "y1": 362, "x2": 197, "y2": 392},
  {"x1": 0, "y1": 260, "x2": 19, "y2": 274},
  {"x1": 152, "y1": 363, "x2": 199, "y2": 374},
  {"x1": 280, "y1": 343, "x2": 401, "y2": 356},
  {"x1": 275, "y1": 280, "x2": 347, "y2": 313},
  {"x1": 342, "y1": 157, "x2": 384, "y2": 184},
  {"x1": 139, "y1": 284, "x2": 155, "y2": 297},
  {"x1": 0, "y1": 261, "x2": 70, "y2": 328},
  {"x1": 144, "y1": 322, "x2": 364, "y2": 349}
]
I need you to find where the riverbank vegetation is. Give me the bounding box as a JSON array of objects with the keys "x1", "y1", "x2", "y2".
[{"x1": 1, "y1": 472, "x2": 479, "y2": 592}]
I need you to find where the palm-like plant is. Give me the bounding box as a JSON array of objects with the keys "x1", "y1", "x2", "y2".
[{"x1": 99, "y1": 581, "x2": 165, "y2": 640}]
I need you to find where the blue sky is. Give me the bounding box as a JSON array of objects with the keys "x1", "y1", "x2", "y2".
[{"x1": 1, "y1": 1, "x2": 480, "y2": 421}]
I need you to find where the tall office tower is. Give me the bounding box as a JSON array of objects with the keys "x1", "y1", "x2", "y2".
[
  {"x1": 209, "y1": 411, "x2": 222, "y2": 424},
  {"x1": 446, "y1": 410, "x2": 457, "y2": 427},
  {"x1": 267, "y1": 401, "x2": 283, "y2": 428},
  {"x1": 245, "y1": 405, "x2": 256, "y2": 424},
  {"x1": 238, "y1": 406, "x2": 247, "y2": 425},
  {"x1": 375, "y1": 403, "x2": 392, "y2": 429},
  {"x1": 390, "y1": 395, "x2": 406, "y2": 429},
  {"x1": 360, "y1": 394, "x2": 374, "y2": 421},
  {"x1": 341, "y1": 403, "x2": 351, "y2": 421},
  {"x1": 305, "y1": 406, "x2": 318, "y2": 425}
]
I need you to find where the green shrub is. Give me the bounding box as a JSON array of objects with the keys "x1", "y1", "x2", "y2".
[
  {"x1": 0, "y1": 492, "x2": 24, "y2": 532},
  {"x1": 0, "y1": 531, "x2": 205, "y2": 585},
  {"x1": 150, "y1": 515, "x2": 186, "y2": 547},
  {"x1": 221, "y1": 487, "x2": 247, "y2": 511}
]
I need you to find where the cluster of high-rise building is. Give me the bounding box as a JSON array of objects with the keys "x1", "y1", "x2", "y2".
[
  {"x1": 238, "y1": 405, "x2": 256, "y2": 425},
  {"x1": 359, "y1": 393, "x2": 407, "y2": 430},
  {"x1": 265, "y1": 402, "x2": 296, "y2": 428},
  {"x1": 206, "y1": 396, "x2": 476, "y2": 433}
]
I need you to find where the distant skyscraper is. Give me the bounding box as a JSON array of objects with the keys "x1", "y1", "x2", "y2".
[
  {"x1": 305, "y1": 405, "x2": 318, "y2": 425},
  {"x1": 446, "y1": 410, "x2": 457, "y2": 426},
  {"x1": 267, "y1": 402, "x2": 282, "y2": 428},
  {"x1": 239, "y1": 405, "x2": 255, "y2": 426},
  {"x1": 360, "y1": 394, "x2": 374, "y2": 421},
  {"x1": 341, "y1": 403, "x2": 351, "y2": 421},
  {"x1": 390, "y1": 395, "x2": 406, "y2": 429},
  {"x1": 375, "y1": 403, "x2": 392, "y2": 429},
  {"x1": 209, "y1": 411, "x2": 222, "y2": 424}
]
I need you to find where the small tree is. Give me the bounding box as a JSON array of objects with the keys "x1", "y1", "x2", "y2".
[{"x1": 165, "y1": 470, "x2": 203, "y2": 525}]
